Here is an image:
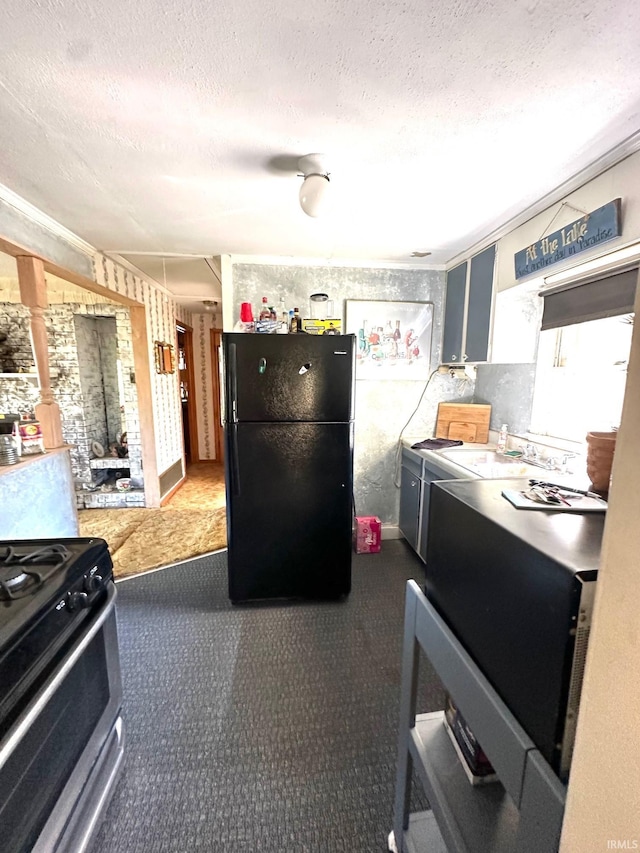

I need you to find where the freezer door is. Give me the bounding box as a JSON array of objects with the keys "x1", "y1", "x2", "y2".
[
  {"x1": 223, "y1": 333, "x2": 355, "y2": 423},
  {"x1": 225, "y1": 421, "x2": 353, "y2": 601}
]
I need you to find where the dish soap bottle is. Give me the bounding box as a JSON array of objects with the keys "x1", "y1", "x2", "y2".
[{"x1": 497, "y1": 424, "x2": 508, "y2": 455}]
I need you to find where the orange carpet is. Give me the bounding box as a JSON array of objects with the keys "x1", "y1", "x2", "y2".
[{"x1": 78, "y1": 462, "x2": 227, "y2": 579}]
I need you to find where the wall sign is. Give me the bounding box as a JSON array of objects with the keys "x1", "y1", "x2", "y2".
[{"x1": 514, "y1": 198, "x2": 621, "y2": 280}]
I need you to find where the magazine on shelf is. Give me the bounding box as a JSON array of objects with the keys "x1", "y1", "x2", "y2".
[{"x1": 443, "y1": 694, "x2": 499, "y2": 786}]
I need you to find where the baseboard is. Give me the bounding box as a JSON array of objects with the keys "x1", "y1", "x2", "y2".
[
  {"x1": 382, "y1": 524, "x2": 402, "y2": 540},
  {"x1": 160, "y1": 477, "x2": 186, "y2": 506}
]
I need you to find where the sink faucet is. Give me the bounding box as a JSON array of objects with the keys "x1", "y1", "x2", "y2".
[
  {"x1": 519, "y1": 445, "x2": 577, "y2": 472},
  {"x1": 519, "y1": 443, "x2": 553, "y2": 469}
]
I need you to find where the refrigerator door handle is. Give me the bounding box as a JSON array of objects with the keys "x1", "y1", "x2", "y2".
[
  {"x1": 228, "y1": 342, "x2": 238, "y2": 423},
  {"x1": 219, "y1": 341, "x2": 226, "y2": 426},
  {"x1": 229, "y1": 423, "x2": 241, "y2": 495}
]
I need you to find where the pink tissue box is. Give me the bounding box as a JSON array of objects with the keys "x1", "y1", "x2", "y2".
[{"x1": 354, "y1": 516, "x2": 381, "y2": 554}]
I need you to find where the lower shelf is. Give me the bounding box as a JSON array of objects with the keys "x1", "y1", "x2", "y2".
[
  {"x1": 409, "y1": 711, "x2": 520, "y2": 853},
  {"x1": 389, "y1": 811, "x2": 448, "y2": 853}
]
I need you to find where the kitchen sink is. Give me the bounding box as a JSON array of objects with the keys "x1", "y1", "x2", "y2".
[{"x1": 437, "y1": 449, "x2": 545, "y2": 479}]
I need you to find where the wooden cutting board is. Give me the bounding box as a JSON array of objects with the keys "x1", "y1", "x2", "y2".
[{"x1": 435, "y1": 403, "x2": 491, "y2": 444}]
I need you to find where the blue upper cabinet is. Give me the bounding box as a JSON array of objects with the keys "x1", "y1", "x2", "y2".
[
  {"x1": 442, "y1": 245, "x2": 496, "y2": 364},
  {"x1": 442, "y1": 261, "x2": 467, "y2": 363}
]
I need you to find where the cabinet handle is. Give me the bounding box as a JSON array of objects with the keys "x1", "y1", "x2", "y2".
[
  {"x1": 411, "y1": 480, "x2": 417, "y2": 487},
  {"x1": 462, "y1": 353, "x2": 468, "y2": 361},
  {"x1": 451, "y1": 354, "x2": 457, "y2": 361}
]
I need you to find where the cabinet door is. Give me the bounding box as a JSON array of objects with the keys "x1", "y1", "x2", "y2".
[
  {"x1": 464, "y1": 244, "x2": 495, "y2": 363},
  {"x1": 399, "y1": 466, "x2": 421, "y2": 551},
  {"x1": 442, "y1": 262, "x2": 467, "y2": 363},
  {"x1": 418, "y1": 467, "x2": 445, "y2": 563}
]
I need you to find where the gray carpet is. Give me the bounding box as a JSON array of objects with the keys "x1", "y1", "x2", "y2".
[{"x1": 92, "y1": 540, "x2": 445, "y2": 853}]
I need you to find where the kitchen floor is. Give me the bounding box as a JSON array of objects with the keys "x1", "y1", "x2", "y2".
[
  {"x1": 78, "y1": 462, "x2": 227, "y2": 578},
  {"x1": 91, "y1": 542, "x2": 444, "y2": 853},
  {"x1": 164, "y1": 461, "x2": 226, "y2": 510}
]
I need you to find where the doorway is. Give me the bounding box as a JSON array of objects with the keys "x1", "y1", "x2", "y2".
[
  {"x1": 177, "y1": 323, "x2": 198, "y2": 464},
  {"x1": 211, "y1": 328, "x2": 224, "y2": 462}
]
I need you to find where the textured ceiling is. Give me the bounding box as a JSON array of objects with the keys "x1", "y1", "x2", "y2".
[{"x1": 0, "y1": 0, "x2": 639, "y2": 271}]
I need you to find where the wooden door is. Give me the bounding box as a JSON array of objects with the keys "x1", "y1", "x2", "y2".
[
  {"x1": 177, "y1": 323, "x2": 198, "y2": 464},
  {"x1": 210, "y1": 328, "x2": 224, "y2": 462}
]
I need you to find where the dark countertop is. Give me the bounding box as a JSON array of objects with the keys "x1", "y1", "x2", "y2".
[{"x1": 432, "y1": 477, "x2": 604, "y2": 576}]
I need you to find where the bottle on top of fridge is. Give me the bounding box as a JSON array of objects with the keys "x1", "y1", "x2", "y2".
[
  {"x1": 277, "y1": 297, "x2": 289, "y2": 333},
  {"x1": 259, "y1": 297, "x2": 271, "y2": 321},
  {"x1": 289, "y1": 307, "x2": 302, "y2": 334},
  {"x1": 497, "y1": 424, "x2": 508, "y2": 454},
  {"x1": 256, "y1": 296, "x2": 279, "y2": 333}
]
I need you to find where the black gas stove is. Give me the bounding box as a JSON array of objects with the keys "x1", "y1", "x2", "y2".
[
  {"x1": 0, "y1": 538, "x2": 113, "y2": 738},
  {"x1": 0, "y1": 537, "x2": 123, "y2": 853}
]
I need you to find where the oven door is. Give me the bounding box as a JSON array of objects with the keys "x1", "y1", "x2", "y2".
[{"x1": 0, "y1": 582, "x2": 125, "y2": 853}]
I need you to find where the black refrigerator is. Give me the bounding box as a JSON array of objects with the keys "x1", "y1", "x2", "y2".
[{"x1": 222, "y1": 332, "x2": 356, "y2": 603}]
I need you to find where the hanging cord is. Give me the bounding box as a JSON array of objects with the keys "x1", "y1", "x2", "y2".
[
  {"x1": 393, "y1": 368, "x2": 440, "y2": 488},
  {"x1": 535, "y1": 201, "x2": 589, "y2": 243}
]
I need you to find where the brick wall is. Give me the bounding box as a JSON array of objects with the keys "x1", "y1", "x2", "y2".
[
  {"x1": 0, "y1": 301, "x2": 143, "y2": 508},
  {"x1": 0, "y1": 303, "x2": 39, "y2": 414},
  {"x1": 0, "y1": 303, "x2": 35, "y2": 371}
]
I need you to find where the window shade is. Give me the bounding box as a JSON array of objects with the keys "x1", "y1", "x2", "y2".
[{"x1": 540, "y1": 267, "x2": 638, "y2": 330}]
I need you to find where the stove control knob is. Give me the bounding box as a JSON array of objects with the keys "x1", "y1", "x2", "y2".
[
  {"x1": 84, "y1": 573, "x2": 104, "y2": 593},
  {"x1": 67, "y1": 591, "x2": 90, "y2": 611}
]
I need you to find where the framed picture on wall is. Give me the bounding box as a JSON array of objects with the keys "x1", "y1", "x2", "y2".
[
  {"x1": 154, "y1": 341, "x2": 175, "y2": 374},
  {"x1": 345, "y1": 300, "x2": 434, "y2": 380}
]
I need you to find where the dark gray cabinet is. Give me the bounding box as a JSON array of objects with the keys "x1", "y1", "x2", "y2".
[
  {"x1": 442, "y1": 245, "x2": 496, "y2": 364},
  {"x1": 399, "y1": 449, "x2": 421, "y2": 551},
  {"x1": 418, "y1": 465, "x2": 445, "y2": 563},
  {"x1": 442, "y1": 261, "x2": 467, "y2": 364},
  {"x1": 400, "y1": 448, "x2": 474, "y2": 563}
]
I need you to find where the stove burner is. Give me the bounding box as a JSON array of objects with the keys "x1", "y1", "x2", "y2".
[
  {"x1": 0, "y1": 544, "x2": 72, "y2": 601},
  {"x1": 0, "y1": 567, "x2": 31, "y2": 592}
]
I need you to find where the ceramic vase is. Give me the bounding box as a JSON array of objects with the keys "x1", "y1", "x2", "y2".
[{"x1": 585, "y1": 431, "x2": 617, "y2": 493}]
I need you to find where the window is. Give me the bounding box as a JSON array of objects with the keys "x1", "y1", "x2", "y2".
[{"x1": 530, "y1": 313, "x2": 634, "y2": 442}]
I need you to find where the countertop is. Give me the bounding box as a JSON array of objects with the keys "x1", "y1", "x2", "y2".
[
  {"x1": 401, "y1": 436, "x2": 594, "y2": 492},
  {"x1": 0, "y1": 445, "x2": 73, "y2": 479},
  {"x1": 432, "y1": 476, "x2": 603, "y2": 576},
  {"x1": 0, "y1": 445, "x2": 79, "y2": 538}
]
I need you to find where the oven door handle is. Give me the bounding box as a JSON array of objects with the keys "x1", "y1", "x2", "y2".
[{"x1": 0, "y1": 582, "x2": 118, "y2": 772}]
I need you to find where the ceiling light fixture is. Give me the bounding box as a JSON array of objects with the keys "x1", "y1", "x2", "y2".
[
  {"x1": 298, "y1": 154, "x2": 330, "y2": 218},
  {"x1": 202, "y1": 300, "x2": 218, "y2": 314}
]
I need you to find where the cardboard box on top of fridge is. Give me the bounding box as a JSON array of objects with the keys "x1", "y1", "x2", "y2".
[
  {"x1": 354, "y1": 516, "x2": 381, "y2": 554},
  {"x1": 301, "y1": 318, "x2": 342, "y2": 335}
]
